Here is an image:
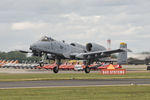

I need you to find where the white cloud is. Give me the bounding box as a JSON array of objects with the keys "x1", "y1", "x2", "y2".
[
  {"x1": 11, "y1": 22, "x2": 48, "y2": 30},
  {"x1": 62, "y1": 12, "x2": 102, "y2": 24}
]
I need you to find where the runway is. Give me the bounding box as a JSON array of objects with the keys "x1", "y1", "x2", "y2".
[{"x1": 0, "y1": 79, "x2": 150, "y2": 89}]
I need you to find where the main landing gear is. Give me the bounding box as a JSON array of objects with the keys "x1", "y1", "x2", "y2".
[
  {"x1": 84, "y1": 60, "x2": 91, "y2": 74},
  {"x1": 53, "y1": 66, "x2": 59, "y2": 73},
  {"x1": 39, "y1": 53, "x2": 60, "y2": 74},
  {"x1": 53, "y1": 59, "x2": 61, "y2": 73}
]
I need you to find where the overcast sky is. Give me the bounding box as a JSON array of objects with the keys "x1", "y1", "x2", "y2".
[{"x1": 0, "y1": 0, "x2": 150, "y2": 52}]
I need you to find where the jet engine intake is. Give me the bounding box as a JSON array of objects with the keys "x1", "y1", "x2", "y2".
[{"x1": 86, "y1": 43, "x2": 106, "y2": 52}]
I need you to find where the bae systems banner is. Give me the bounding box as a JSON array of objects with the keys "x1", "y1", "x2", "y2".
[{"x1": 101, "y1": 69, "x2": 126, "y2": 75}]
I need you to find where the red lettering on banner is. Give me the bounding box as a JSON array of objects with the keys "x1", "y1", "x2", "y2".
[{"x1": 101, "y1": 69, "x2": 126, "y2": 75}]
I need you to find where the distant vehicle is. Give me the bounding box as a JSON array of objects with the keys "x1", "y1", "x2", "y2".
[
  {"x1": 74, "y1": 62, "x2": 85, "y2": 71},
  {"x1": 145, "y1": 57, "x2": 150, "y2": 65},
  {"x1": 128, "y1": 58, "x2": 150, "y2": 65},
  {"x1": 20, "y1": 36, "x2": 128, "y2": 73}
]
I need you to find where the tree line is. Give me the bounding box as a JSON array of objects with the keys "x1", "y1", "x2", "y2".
[{"x1": 0, "y1": 51, "x2": 40, "y2": 63}]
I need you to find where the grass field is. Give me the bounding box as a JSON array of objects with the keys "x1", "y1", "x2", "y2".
[
  {"x1": 0, "y1": 85, "x2": 150, "y2": 100},
  {"x1": 0, "y1": 72, "x2": 150, "y2": 81}
]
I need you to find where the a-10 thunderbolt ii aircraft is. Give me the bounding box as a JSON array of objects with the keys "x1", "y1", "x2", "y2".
[{"x1": 20, "y1": 36, "x2": 128, "y2": 73}]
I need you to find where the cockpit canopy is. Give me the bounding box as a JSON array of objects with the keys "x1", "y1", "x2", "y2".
[{"x1": 40, "y1": 36, "x2": 55, "y2": 42}]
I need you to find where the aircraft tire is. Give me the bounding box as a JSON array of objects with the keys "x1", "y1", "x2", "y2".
[
  {"x1": 53, "y1": 66, "x2": 59, "y2": 73},
  {"x1": 39, "y1": 63, "x2": 44, "y2": 67},
  {"x1": 85, "y1": 67, "x2": 90, "y2": 73}
]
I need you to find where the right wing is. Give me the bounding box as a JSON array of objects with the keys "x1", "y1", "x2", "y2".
[{"x1": 75, "y1": 48, "x2": 126, "y2": 59}]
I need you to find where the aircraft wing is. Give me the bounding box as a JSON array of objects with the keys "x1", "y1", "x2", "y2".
[
  {"x1": 75, "y1": 49, "x2": 125, "y2": 59},
  {"x1": 18, "y1": 50, "x2": 32, "y2": 53}
]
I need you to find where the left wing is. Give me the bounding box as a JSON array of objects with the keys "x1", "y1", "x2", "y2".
[{"x1": 18, "y1": 50, "x2": 32, "y2": 53}]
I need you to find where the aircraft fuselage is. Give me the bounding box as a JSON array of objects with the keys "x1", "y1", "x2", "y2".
[{"x1": 30, "y1": 40, "x2": 85, "y2": 58}]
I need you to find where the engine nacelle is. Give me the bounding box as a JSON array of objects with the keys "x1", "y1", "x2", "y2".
[
  {"x1": 86, "y1": 43, "x2": 106, "y2": 52},
  {"x1": 70, "y1": 43, "x2": 86, "y2": 50}
]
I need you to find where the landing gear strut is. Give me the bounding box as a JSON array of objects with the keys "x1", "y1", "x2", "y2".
[{"x1": 39, "y1": 53, "x2": 47, "y2": 67}]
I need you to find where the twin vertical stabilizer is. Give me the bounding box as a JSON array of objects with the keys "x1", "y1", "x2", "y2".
[{"x1": 118, "y1": 42, "x2": 127, "y2": 65}]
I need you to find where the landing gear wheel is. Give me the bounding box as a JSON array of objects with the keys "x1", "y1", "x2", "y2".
[
  {"x1": 53, "y1": 66, "x2": 59, "y2": 73},
  {"x1": 39, "y1": 62, "x2": 44, "y2": 67},
  {"x1": 85, "y1": 67, "x2": 90, "y2": 73}
]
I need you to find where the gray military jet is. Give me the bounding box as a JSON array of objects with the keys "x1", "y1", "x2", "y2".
[{"x1": 20, "y1": 36, "x2": 128, "y2": 73}]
